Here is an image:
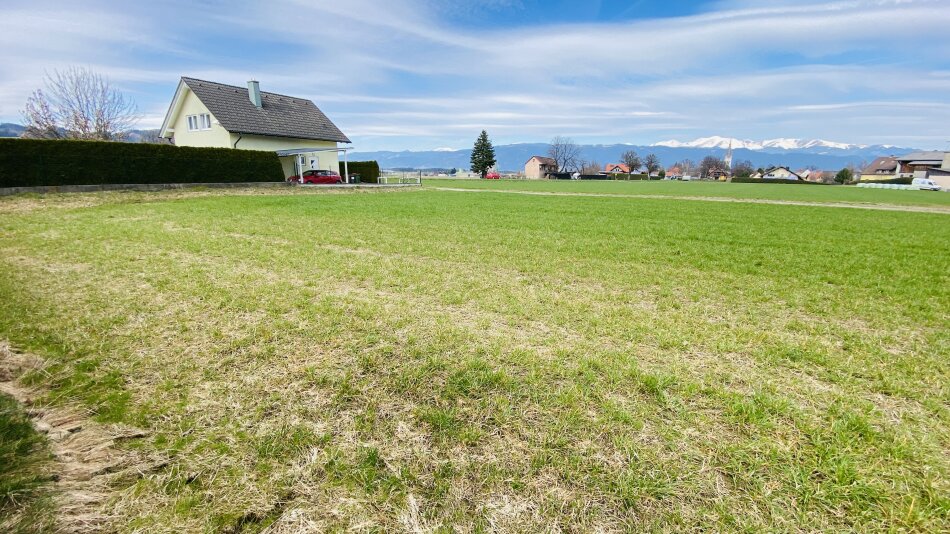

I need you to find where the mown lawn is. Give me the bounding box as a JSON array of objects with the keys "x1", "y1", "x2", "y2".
[
  {"x1": 425, "y1": 178, "x2": 950, "y2": 207},
  {"x1": 0, "y1": 187, "x2": 948, "y2": 532}
]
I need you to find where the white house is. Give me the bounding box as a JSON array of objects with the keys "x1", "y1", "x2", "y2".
[
  {"x1": 159, "y1": 77, "x2": 351, "y2": 179},
  {"x1": 762, "y1": 167, "x2": 802, "y2": 180}
]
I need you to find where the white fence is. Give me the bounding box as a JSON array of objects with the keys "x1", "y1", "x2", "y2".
[
  {"x1": 856, "y1": 183, "x2": 925, "y2": 191},
  {"x1": 379, "y1": 171, "x2": 422, "y2": 185}
]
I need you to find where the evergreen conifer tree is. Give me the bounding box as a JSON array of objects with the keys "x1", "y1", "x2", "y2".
[{"x1": 470, "y1": 130, "x2": 496, "y2": 179}]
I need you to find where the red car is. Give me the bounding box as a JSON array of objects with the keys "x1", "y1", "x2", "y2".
[
  {"x1": 288, "y1": 169, "x2": 342, "y2": 184},
  {"x1": 486, "y1": 172, "x2": 501, "y2": 179}
]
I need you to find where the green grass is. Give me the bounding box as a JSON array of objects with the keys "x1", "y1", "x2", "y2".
[
  {"x1": 0, "y1": 394, "x2": 55, "y2": 534},
  {"x1": 0, "y1": 186, "x2": 947, "y2": 531},
  {"x1": 424, "y1": 177, "x2": 950, "y2": 207}
]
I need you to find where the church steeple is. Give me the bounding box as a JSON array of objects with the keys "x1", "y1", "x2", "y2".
[{"x1": 724, "y1": 139, "x2": 734, "y2": 171}]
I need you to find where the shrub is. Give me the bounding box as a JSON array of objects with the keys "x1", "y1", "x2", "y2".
[
  {"x1": 0, "y1": 138, "x2": 284, "y2": 187},
  {"x1": 340, "y1": 160, "x2": 381, "y2": 183}
]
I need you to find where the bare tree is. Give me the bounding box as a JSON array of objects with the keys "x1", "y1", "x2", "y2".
[
  {"x1": 644, "y1": 153, "x2": 661, "y2": 176},
  {"x1": 699, "y1": 155, "x2": 727, "y2": 179},
  {"x1": 580, "y1": 160, "x2": 602, "y2": 175},
  {"x1": 733, "y1": 159, "x2": 754, "y2": 178},
  {"x1": 849, "y1": 160, "x2": 867, "y2": 176},
  {"x1": 22, "y1": 67, "x2": 138, "y2": 141},
  {"x1": 679, "y1": 158, "x2": 695, "y2": 176},
  {"x1": 548, "y1": 136, "x2": 581, "y2": 172},
  {"x1": 621, "y1": 150, "x2": 641, "y2": 173}
]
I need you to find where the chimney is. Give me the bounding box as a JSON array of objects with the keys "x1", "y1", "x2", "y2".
[{"x1": 248, "y1": 80, "x2": 262, "y2": 108}]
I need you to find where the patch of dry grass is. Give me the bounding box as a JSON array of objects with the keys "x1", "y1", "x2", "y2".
[{"x1": 0, "y1": 187, "x2": 947, "y2": 531}]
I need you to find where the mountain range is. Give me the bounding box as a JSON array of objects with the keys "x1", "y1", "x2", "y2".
[
  {"x1": 650, "y1": 136, "x2": 894, "y2": 152},
  {"x1": 351, "y1": 137, "x2": 917, "y2": 172},
  {"x1": 0, "y1": 124, "x2": 163, "y2": 143},
  {"x1": 0, "y1": 123, "x2": 26, "y2": 137},
  {"x1": 0, "y1": 125, "x2": 918, "y2": 172}
]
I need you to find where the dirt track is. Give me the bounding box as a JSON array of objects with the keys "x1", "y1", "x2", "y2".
[
  {"x1": 0, "y1": 342, "x2": 161, "y2": 533},
  {"x1": 429, "y1": 187, "x2": 950, "y2": 214}
]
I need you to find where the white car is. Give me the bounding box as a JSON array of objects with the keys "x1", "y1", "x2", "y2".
[{"x1": 912, "y1": 177, "x2": 942, "y2": 191}]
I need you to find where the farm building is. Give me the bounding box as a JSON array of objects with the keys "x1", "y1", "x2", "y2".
[
  {"x1": 895, "y1": 151, "x2": 950, "y2": 189},
  {"x1": 159, "y1": 77, "x2": 351, "y2": 179}
]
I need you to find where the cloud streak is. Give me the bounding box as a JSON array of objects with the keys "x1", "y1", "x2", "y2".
[{"x1": 0, "y1": 0, "x2": 947, "y2": 149}]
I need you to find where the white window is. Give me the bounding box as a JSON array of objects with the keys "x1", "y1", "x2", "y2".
[{"x1": 186, "y1": 113, "x2": 212, "y2": 131}]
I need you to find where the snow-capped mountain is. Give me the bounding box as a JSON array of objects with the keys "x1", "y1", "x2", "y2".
[
  {"x1": 652, "y1": 136, "x2": 869, "y2": 151},
  {"x1": 351, "y1": 140, "x2": 914, "y2": 172}
]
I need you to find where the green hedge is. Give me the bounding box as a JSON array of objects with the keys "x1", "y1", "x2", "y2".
[
  {"x1": 340, "y1": 160, "x2": 380, "y2": 183},
  {"x1": 0, "y1": 138, "x2": 284, "y2": 187},
  {"x1": 552, "y1": 173, "x2": 650, "y2": 180},
  {"x1": 730, "y1": 177, "x2": 825, "y2": 185}
]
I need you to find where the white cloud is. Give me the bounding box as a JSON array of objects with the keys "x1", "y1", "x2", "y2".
[{"x1": 0, "y1": 0, "x2": 948, "y2": 149}]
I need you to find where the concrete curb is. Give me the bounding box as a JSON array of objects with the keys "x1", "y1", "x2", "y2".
[{"x1": 0, "y1": 182, "x2": 421, "y2": 196}]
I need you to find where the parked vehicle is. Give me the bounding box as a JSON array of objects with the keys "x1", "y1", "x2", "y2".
[
  {"x1": 288, "y1": 169, "x2": 342, "y2": 185},
  {"x1": 485, "y1": 172, "x2": 501, "y2": 179},
  {"x1": 912, "y1": 177, "x2": 942, "y2": 191}
]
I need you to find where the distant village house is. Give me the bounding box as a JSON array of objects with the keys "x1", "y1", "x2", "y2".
[
  {"x1": 605, "y1": 163, "x2": 632, "y2": 175},
  {"x1": 524, "y1": 156, "x2": 558, "y2": 179},
  {"x1": 860, "y1": 157, "x2": 899, "y2": 181},
  {"x1": 762, "y1": 167, "x2": 802, "y2": 180}
]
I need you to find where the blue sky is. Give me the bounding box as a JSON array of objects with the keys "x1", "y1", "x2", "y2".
[{"x1": 1, "y1": 0, "x2": 949, "y2": 150}]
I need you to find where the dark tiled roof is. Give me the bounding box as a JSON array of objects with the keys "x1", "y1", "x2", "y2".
[
  {"x1": 181, "y1": 77, "x2": 350, "y2": 143},
  {"x1": 527, "y1": 156, "x2": 557, "y2": 166},
  {"x1": 896, "y1": 151, "x2": 944, "y2": 163},
  {"x1": 862, "y1": 156, "x2": 898, "y2": 174}
]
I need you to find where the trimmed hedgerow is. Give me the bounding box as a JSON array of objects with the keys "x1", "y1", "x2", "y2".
[
  {"x1": 339, "y1": 160, "x2": 381, "y2": 183},
  {"x1": 0, "y1": 138, "x2": 284, "y2": 187},
  {"x1": 549, "y1": 173, "x2": 651, "y2": 181}
]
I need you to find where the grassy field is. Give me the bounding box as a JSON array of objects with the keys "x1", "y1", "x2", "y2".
[
  {"x1": 425, "y1": 178, "x2": 950, "y2": 207},
  {"x1": 0, "y1": 185, "x2": 948, "y2": 532}
]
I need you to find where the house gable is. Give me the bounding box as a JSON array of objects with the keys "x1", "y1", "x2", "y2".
[
  {"x1": 160, "y1": 77, "x2": 350, "y2": 147},
  {"x1": 763, "y1": 166, "x2": 801, "y2": 180},
  {"x1": 160, "y1": 82, "x2": 233, "y2": 148},
  {"x1": 605, "y1": 163, "x2": 631, "y2": 174},
  {"x1": 179, "y1": 77, "x2": 349, "y2": 143}
]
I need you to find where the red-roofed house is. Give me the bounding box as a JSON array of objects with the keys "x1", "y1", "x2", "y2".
[{"x1": 605, "y1": 163, "x2": 631, "y2": 174}]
